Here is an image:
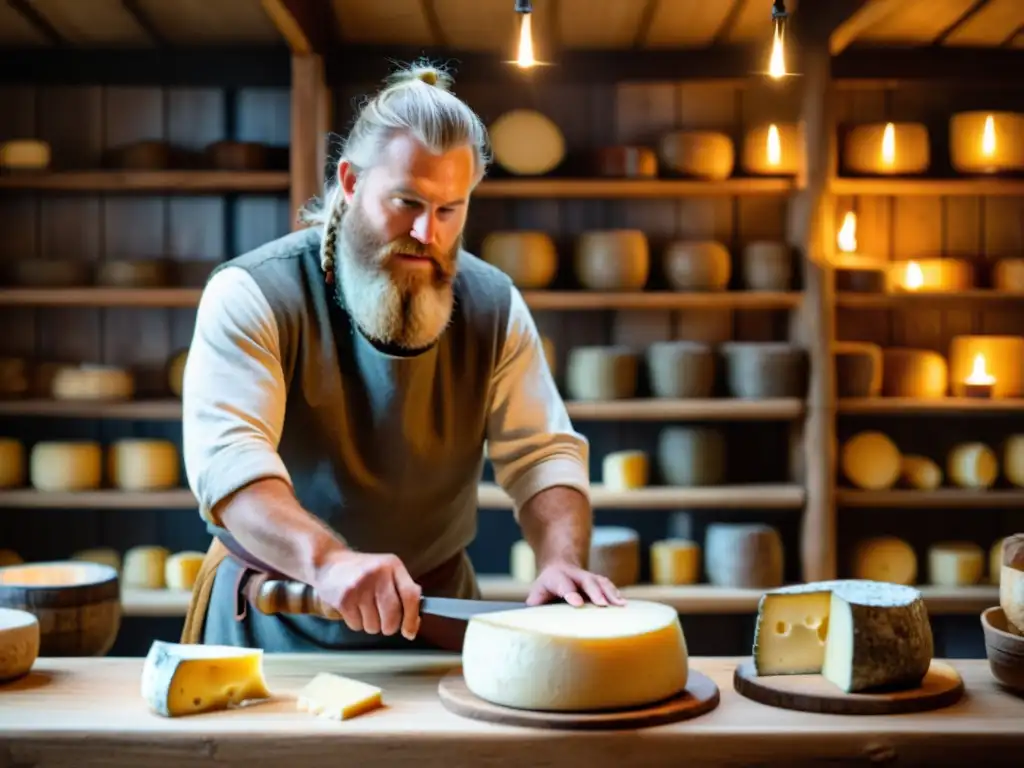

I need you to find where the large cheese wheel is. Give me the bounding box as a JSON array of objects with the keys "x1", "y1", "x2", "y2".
[
  {"x1": 841, "y1": 431, "x2": 901, "y2": 490},
  {"x1": 0, "y1": 139, "x2": 50, "y2": 170},
  {"x1": 834, "y1": 342, "x2": 882, "y2": 398},
  {"x1": 844, "y1": 122, "x2": 930, "y2": 175},
  {"x1": 574, "y1": 230, "x2": 649, "y2": 291},
  {"x1": 0, "y1": 439, "x2": 25, "y2": 489},
  {"x1": 888, "y1": 259, "x2": 972, "y2": 293},
  {"x1": 720, "y1": 342, "x2": 807, "y2": 398},
  {"x1": 994, "y1": 258, "x2": 1024, "y2": 292},
  {"x1": 947, "y1": 442, "x2": 997, "y2": 489},
  {"x1": 50, "y1": 365, "x2": 134, "y2": 401},
  {"x1": 589, "y1": 526, "x2": 641, "y2": 587},
  {"x1": 742, "y1": 241, "x2": 792, "y2": 291},
  {"x1": 168, "y1": 349, "x2": 188, "y2": 397},
  {"x1": 850, "y1": 536, "x2": 917, "y2": 585},
  {"x1": 882, "y1": 348, "x2": 947, "y2": 398},
  {"x1": 461, "y1": 600, "x2": 689, "y2": 712},
  {"x1": 899, "y1": 455, "x2": 942, "y2": 490},
  {"x1": 564, "y1": 346, "x2": 638, "y2": 400},
  {"x1": 489, "y1": 109, "x2": 565, "y2": 176},
  {"x1": 108, "y1": 439, "x2": 179, "y2": 490},
  {"x1": 165, "y1": 551, "x2": 205, "y2": 591},
  {"x1": 602, "y1": 450, "x2": 648, "y2": 491},
  {"x1": 658, "y1": 130, "x2": 734, "y2": 180},
  {"x1": 928, "y1": 541, "x2": 983, "y2": 587},
  {"x1": 480, "y1": 231, "x2": 557, "y2": 289},
  {"x1": 0, "y1": 608, "x2": 40, "y2": 683},
  {"x1": 650, "y1": 539, "x2": 701, "y2": 585},
  {"x1": 645, "y1": 341, "x2": 715, "y2": 399},
  {"x1": 123, "y1": 545, "x2": 170, "y2": 589},
  {"x1": 95, "y1": 260, "x2": 169, "y2": 288},
  {"x1": 948, "y1": 335, "x2": 1024, "y2": 398},
  {"x1": 1000, "y1": 534, "x2": 1024, "y2": 634},
  {"x1": 662, "y1": 240, "x2": 731, "y2": 291},
  {"x1": 742, "y1": 122, "x2": 802, "y2": 176},
  {"x1": 29, "y1": 441, "x2": 103, "y2": 491},
  {"x1": 949, "y1": 111, "x2": 1024, "y2": 173},
  {"x1": 705, "y1": 523, "x2": 784, "y2": 588},
  {"x1": 657, "y1": 426, "x2": 725, "y2": 486}
]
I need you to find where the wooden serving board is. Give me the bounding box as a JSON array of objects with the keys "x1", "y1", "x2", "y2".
[
  {"x1": 733, "y1": 659, "x2": 965, "y2": 715},
  {"x1": 437, "y1": 669, "x2": 719, "y2": 730}
]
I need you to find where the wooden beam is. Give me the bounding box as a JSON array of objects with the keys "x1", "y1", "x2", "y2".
[
  {"x1": 122, "y1": 0, "x2": 167, "y2": 47},
  {"x1": 421, "y1": 0, "x2": 447, "y2": 47},
  {"x1": 261, "y1": 0, "x2": 332, "y2": 55},
  {"x1": 712, "y1": 0, "x2": 746, "y2": 45},
  {"x1": 829, "y1": 0, "x2": 906, "y2": 54},
  {"x1": 7, "y1": 0, "x2": 66, "y2": 46},
  {"x1": 632, "y1": 0, "x2": 659, "y2": 48},
  {"x1": 290, "y1": 54, "x2": 332, "y2": 230},
  {"x1": 933, "y1": 0, "x2": 991, "y2": 46}
]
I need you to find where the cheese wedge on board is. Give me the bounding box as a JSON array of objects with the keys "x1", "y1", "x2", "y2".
[
  {"x1": 296, "y1": 672, "x2": 383, "y2": 720},
  {"x1": 141, "y1": 640, "x2": 272, "y2": 717},
  {"x1": 753, "y1": 579, "x2": 933, "y2": 693}
]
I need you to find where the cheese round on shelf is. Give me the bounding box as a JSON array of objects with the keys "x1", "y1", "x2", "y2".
[
  {"x1": 646, "y1": 340, "x2": 715, "y2": 399},
  {"x1": 1002, "y1": 435, "x2": 1024, "y2": 487},
  {"x1": 95, "y1": 260, "x2": 169, "y2": 288},
  {"x1": 564, "y1": 346, "x2": 638, "y2": 400},
  {"x1": 165, "y1": 551, "x2": 205, "y2": 591},
  {"x1": 0, "y1": 439, "x2": 25, "y2": 489},
  {"x1": 167, "y1": 349, "x2": 188, "y2": 397},
  {"x1": 0, "y1": 139, "x2": 51, "y2": 170},
  {"x1": 661, "y1": 240, "x2": 731, "y2": 291},
  {"x1": 488, "y1": 109, "x2": 565, "y2": 176},
  {"x1": 509, "y1": 539, "x2": 535, "y2": 583},
  {"x1": 881, "y1": 348, "x2": 948, "y2": 398},
  {"x1": 843, "y1": 122, "x2": 930, "y2": 175},
  {"x1": 741, "y1": 122, "x2": 802, "y2": 176},
  {"x1": 29, "y1": 441, "x2": 102, "y2": 491},
  {"x1": 850, "y1": 536, "x2": 917, "y2": 585},
  {"x1": 650, "y1": 539, "x2": 701, "y2": 585},
  {"x1": 928, "y1": 541, "x2": 984, "y2": 587},
  {"x1": 461, "y1": 600, "x2": 689, "y2": 712},
  {"x1": 949, "y1": 111, "x2": 1024, "y2": 173},
  {"x1": 108, "y1": 439, "x2": 179, "y2": 490},
  {"x1": 752, "y1": 580, "x2": 933, "y2": 694},
  {"x1": 480, "y1": 231, "x2": 558, "y2": 289},
  {"x1": 589, "y1": 526, "x2": 641, "y2": 587},
  {"x1": 0, "y1": 608, "x2": 40, "y2": 683},
  {"x1": 991, "y1": 537, "x2": 1005, "y2": 585},
  {"x1": 123, "y1": 545, "x2": 170, "y2": 589},
  {"x1": 658, "y1": 130, "x2": 734, "y2": 180},
  {"x1": 601, "y1": 450, "x2": 648, "y2": 491},
  {"x1": 994, "y1": 258, "x2": 1024, "y2": 292},
  {"x1": 72, "y1": 547, "x2": 121, "y2": 572},
  {"x1": 1000, "y1": 534, "x2": 1024, "y2": 635},
  {"x1": 657, "y1": 426, "x2": 725, "y2": 486},
  {"x1": 574, "y1": 230, "x2": 649, "y2": 291},
  {"x1": 741, "y1": 241, "x2": 792, "y2": 291},
  {"x1": 899, "y1": 454, "x2": 943, "y2": 490},
  {"x1": 50, "y1": 365, "x2": 135, "y2": 401},
  {"x1": 840, "y1": 431, "x2": 901, "y2": 490},
  {"x1": 704, "y1": 523, "x2": 783, "y2": 589},
  {"x1": 834, "y1": 342, "x2": 882, "y2": 398},
  {"x1": 947, "y1": 442, "x2": 997, "y2": 489}
]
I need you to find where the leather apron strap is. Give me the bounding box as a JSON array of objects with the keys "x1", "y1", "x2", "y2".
[{"x1": 179, "y1": 537, "x2": 230, "y2": 644}]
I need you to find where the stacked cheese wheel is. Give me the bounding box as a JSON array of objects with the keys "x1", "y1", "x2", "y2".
[
  {"x1": 73, "y1": 546, "x2": 206, "y2": 591},
  {"x1": 21, "y1": 439, "x2": 181, "y2": 492}
]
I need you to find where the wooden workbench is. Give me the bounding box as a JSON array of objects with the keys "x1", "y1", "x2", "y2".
[{"x1": 0, "y1": 653, "x2": 1021, "y2": 767}]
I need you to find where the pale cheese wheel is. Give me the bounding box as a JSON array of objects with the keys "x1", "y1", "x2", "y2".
[
  {"x1": 123, "y1": 545, "x2": 170, "y2": 589},
  {"x1": 50, "y1": 365, "x2": 134, "y2": 401},
  {"x1": 834, "y1": 342, "x2": 882, "y2": 398},
  {"x1": 844, "y1": 122, "x2": 930, "y2": 175},
  {"x1": 168, "y1": 349, "x2": 187, "y2": 397},
  {"x1": 657, "y1": 426, "x2": 725, "y2": 487},
  {"x1": 741, "y1": 241, "x2": 792, "y2": 291},
  {"x1": 990, "y1": 537, "x2": 1005, "y2": 585},
  {"x1": 0, "y1": 550, "x2": 22, "y2": 567},
  {"x1": 658, "y1": 130, "x2": 734, "y2": 180},
  {"x1": 720, "y1": 342, "x2": 807, "y2": 399},
  {"x1": 72, "y1": 547, "x2": 121, "y2": 572},
  {"x1": 841, "y1": 431, "x2": 900, "y2": 491},
  {"x1": 888, "y1": 259, "x2": 973, "y2": 293},
  {"x1": 509, "y1": 539, "x2": 535, "y2": 583},
  {"x1": 899, "y1": 455, "x2": 942, "y2": 490},
  {"x1": 948, "y1": 335, "x2": 1024, "y2": 398},
  {"x1": 461, "y1": 600, "x2": 688, "y2": 712},
  {"x1": 947, "y1": 442, "x2": 998, "y2": 489},
  {"x1": 30, "y1": 441, "x2": 102, "y2": 491},
  {"x1": 574, "y1": 230, "x2": 649, "y2": 291},
  {"x1": 480, "y1": 231, "x2": 557, "y2": 289},
  {"x1": 602, "y1": 450, "x2": 648, "y2": 490},
  {"x1": 489, "y1": 109, "x2": 565, "y2": 176},
  {"x1": 564, "y1": 346, "x2": 638, "y2": 400},
  {"x1": 95, "y1": 260, "x2": 169, "y2": 288},
  {"x1": 650, "y1": 539, "x2": 700, "y2": 585},
  {"x1": 589, "y1": 526, "x2": 641, "y2": 587},
  {"x1": 662, "y1": 240, "x2": 731, "y2": 291},
  {"x1": 645, "y1": 341, "x2": 715, "y2": 399},
  {"x1": 704, "y1": 523, "x2": 784, "y2": 588},
  {"x1": 741, "y1": 122, "x2": 802, "y2": 175},
  {"x1": 0, "y1": 439, "x2": 25, "y2": 489},
  {"x1": 0, "y1": 608, "x2": 40, "y2": 682},
  {"x1": 993, "y1": 258, "x2": 1024, "y2": 292},
  {"x1": 108, "y1": 439, "x2": 179, "y2": 490},
  {"x1": 928, "y1": 541, "x2": 984, "y2": 587},
  {"x1": 166, "y1": 550, "x2": 205, "y2": 590},
  {"x1": 949, "y1": 111, "x2": 1024, "y2": 173},
  {"x1": 850, "y1": 536, "x2": 917, "y2": 585},
  {"x1": 0, "y1": 139, "x2": 50, "y2": 170},
  {"x1": 882, "y1": 348, "x2": 948, "y2": 398}
]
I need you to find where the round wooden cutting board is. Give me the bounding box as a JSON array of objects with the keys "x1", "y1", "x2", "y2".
[
  {"x1": 733, "y1": 659, "x2": 965, "y2": 715},
  {"x1": 437, "y1": 669, "x2": 720, "y2": 730}
]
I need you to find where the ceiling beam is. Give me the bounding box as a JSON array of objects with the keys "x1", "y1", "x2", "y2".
[
  {"x1": 632, "y1": 0, "x2": 659, "y2": 48},
  {"x1": 1001, "y1": 22, "x2": 1024, "y2": 47},
  {"x1": 420, "y1": 0, "x2": 447, "y2": 47},
  {"x1": 829, "y1": 0, "x2": 907, "y2": 55},
  {"x1": 933, "y1": 0, "x2": 991, "y2": 46},
  {"x1": 260, "y1": 0, "x2": 332, "y2": 55},
  {"x1": 122, "y1": 0, "x2": 167, "y2": 47},
  {"x1": 712, "y1": 0, "x2": 746, "y2": 46},
  {"x1": 7, "y1": 0, "x2": 66, "y2": 46}
]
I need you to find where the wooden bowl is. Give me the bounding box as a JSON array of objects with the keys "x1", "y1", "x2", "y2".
[
  {"x1": 980, "y1": 606, "x2": 1024, "y2": 694},
  {"x1": 0, "y1": 561, "x2": 121, "y2": 657}
]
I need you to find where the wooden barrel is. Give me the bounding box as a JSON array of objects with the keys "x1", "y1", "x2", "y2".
[{"x1": 0, "y1": 561, "x2": 121, "y2": 657}]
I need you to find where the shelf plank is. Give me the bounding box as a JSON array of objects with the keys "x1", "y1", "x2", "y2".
[
  {"x1": 839, "y1": 397, "x2": 1024, "y2": 414},
  {"x1": 473, "y1": 178, "x2": 796, "y2": 198},
  {"x1": 0, "y1": 490, "x2": 198, "y2": 509},
  {"x1": 0, "y1": 398, "x2": 805, "y2": 421},
  {"x1": 522, "y1": 291, "x2": 801, "y2": 310},
  {"x1": 837, "y1": 489, "x2": 1024, "y2": 508},
  {"x1": 0, "y1": 171, "x2": 290, "y2": 193},
  {"x1": 479, "y1": 483, "x2": 805, "y2": 509},
  {"x1": 831, "y1": 178, "x2": 1024, "y2": 197},
  {"x1": 119, "y1": 580, "x2": 999, "y2": 618},
  {"x1": 0, "y1": 288, "x2": 202, "y2": 307},
  {"x1": 836, "y1": 290, "x2": 1024, "y2": 308}
]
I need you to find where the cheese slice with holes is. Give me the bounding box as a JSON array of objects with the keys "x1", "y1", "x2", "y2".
[
  {"x1": 296, "y1": 672, "x2": 383, "y2": 721},
  {"x1": 141, "y1": 640, "x2": 272, "y2": 717},
  {"x1": 753, "y1": 580, "x2": 933, "y2": 693}
]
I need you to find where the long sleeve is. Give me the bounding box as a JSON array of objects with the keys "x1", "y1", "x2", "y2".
[
  {"x1": 486, "y1": 285, "x2": 591, "y2": 518},
  {"x1": 181, "y1": 266, "x2": 292, "y2": 525}
]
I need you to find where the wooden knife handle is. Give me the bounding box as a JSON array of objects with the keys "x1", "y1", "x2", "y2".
[{"x1": 249, "y1": 578, "x2": 342, "y2": 620}]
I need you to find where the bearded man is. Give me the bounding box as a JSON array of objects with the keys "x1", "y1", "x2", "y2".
[{"x1": 178, "y1": 63, "x2": 623, "y2": 652}]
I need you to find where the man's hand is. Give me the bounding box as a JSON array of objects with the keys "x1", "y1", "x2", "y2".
[
  {"x1": 314, "y1": 551, "x2": 422, "y2": 640},
  {"x1": 526, "y1": 562, "x2": 627, "y2": 608}
]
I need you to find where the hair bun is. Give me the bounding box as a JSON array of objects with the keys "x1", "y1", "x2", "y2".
[
  {"x1": 418, "y1": 69, "x2": 439, "y2": 86},
  {"x1": 386, "y1": 62, "x2": 454, "y2": 92}
]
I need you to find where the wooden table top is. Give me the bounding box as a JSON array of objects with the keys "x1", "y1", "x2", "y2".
[{"x1": 1, "y1": 653, "x2": 1021, "y2": 768}]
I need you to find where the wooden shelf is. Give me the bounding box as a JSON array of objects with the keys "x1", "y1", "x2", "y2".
[
  {"x1": 837, "y1": 489, "x2": 1024, "y2": 508},
  {"x1": 835, "y1": 290, "x2": 1024, "y2": 308},
  {"x1": 473, "y1": 178, "x2": 797, "y2": 198},
  {"x1": 0, "y1": 288, "x2": 202, "y2": 307},
  {"x1": 0, "y1": 398, "x2": 805, "y2": 421},
  {"x1": 522, "y1": 291, "x2": 801, "y2": 310},
  {"x1": 119, "y1": 579, "x2": 999, "y2": 618},
  {"x1": 0, "y1": 490, "x2": 197, "y2": 509},
  {"x1": 0, "y1": 171, "x2": 290, "y2": 193},
  {"x1": 839, "y1": 397, "x2": 1024, "y2": 414},
  {"x1": 479, "y1": 482, "x2": 805, "y2": 509},
  {"x1": 831, "y1": 177, "x2": 1024, "y2": 197}
]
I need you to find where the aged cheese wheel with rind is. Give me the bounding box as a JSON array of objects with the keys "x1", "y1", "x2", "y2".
[
  {"x1": 928, "y1": 541, "x2": 983, "y2": 587},
  {"x1": 489, "y1": 109, "x2": 566, "y2": 176},
  {"x1": 840, "y1": 431, "x2": 901, "y2": 491},
  {"x1": 850, "y1": 536, "x2": 917, "y2": 585}
]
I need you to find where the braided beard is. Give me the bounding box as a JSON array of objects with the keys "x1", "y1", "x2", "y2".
[{"x1": 334, "y1": 196, "x2": 460, "y2": 351}]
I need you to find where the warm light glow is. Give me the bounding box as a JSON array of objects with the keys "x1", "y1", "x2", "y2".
[
  {"x1": 516, "y1": 13, "x2": 536, "y2": 68},
  {"x1": 768, "y1": 24, "x2": 786, "y2": 79},
  {"x1": 766, "y1": 124, "x2": 781, "y2": 166},
  {"x1": 837, "y1": 212, "x2": 857, "y2": 253},
  {"x1": 966, "y1": 352, "x2": 996, "y2": 385},
  {"x1": 904, "y1": 260, "x2": 923, "y2": 290},
  {"x1": 982, "y1": 114, "x2": 996, "y2": 157},
  {"x1": 882, "y1": 122, "x2": 895, "y2": 167}
]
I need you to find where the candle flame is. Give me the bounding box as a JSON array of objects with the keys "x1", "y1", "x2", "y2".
[
  {"x1": 837, "y1": 212, "x2": 857, "y2": 253},
  {"x1": 766, "y1": 124, "x2": 781, "y2": 166},
  {"x1": 966, "y1": 352, "x2": 995, "y2": 385},
  {"x1": 768, "y1": 25, "x2": 786, "y2": 79},
  {"x1": 982, "y1": 114, "x2": 995, "y2": 157},
  {"x1": 516, "y1": 13, "x2": 536, "y2": 68},
  {"x1": 904, "y1": 260, "x2": 923, "y2": 290},
  {"x1": 882, "y1": 122, "x2": 895, "y2": 167}
]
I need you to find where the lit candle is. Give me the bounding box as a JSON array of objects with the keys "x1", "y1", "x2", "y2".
[
  {"x1": 881, "y1": 122, "x2": 895, "y2": 168},
  {"x1": 981, "y1": 114, "x2": 996, "y2": 159},
  {"x1": 837, "y1": 211, "x2": 857, "y2": 254},
  {"x1": 963, "y1": 352, "x2": 995, "y2": 399},
  {"x1": 903, "y1": 260, "x2": 923, "y2": 291},
  {"x1": 766, "y1": 124, "x2": 781, "y2": 167}
]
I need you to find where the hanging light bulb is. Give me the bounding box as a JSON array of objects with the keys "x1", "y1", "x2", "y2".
[
  {"x1": 514, "y1": 0, "x2": 536, "y2": 69},
  {"x1": 768, "y1": 0, "x2": 788, "y2": 79}
]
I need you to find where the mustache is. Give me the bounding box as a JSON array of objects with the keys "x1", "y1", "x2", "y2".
[{"x1": 381, "y1": 238, "x2": 453, "y2": 274}]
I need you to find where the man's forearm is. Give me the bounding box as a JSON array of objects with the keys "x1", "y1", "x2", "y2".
[
  {"x1": 517, "y1": 485, "x2": 592, "y2": 570},
  {"x1": 216, "y1": 477, "x2": 347, "y2": 586}
]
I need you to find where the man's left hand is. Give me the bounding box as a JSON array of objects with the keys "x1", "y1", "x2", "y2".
[{"x1": 526, "y1": 562, "x2": 627, "y2": 607}]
